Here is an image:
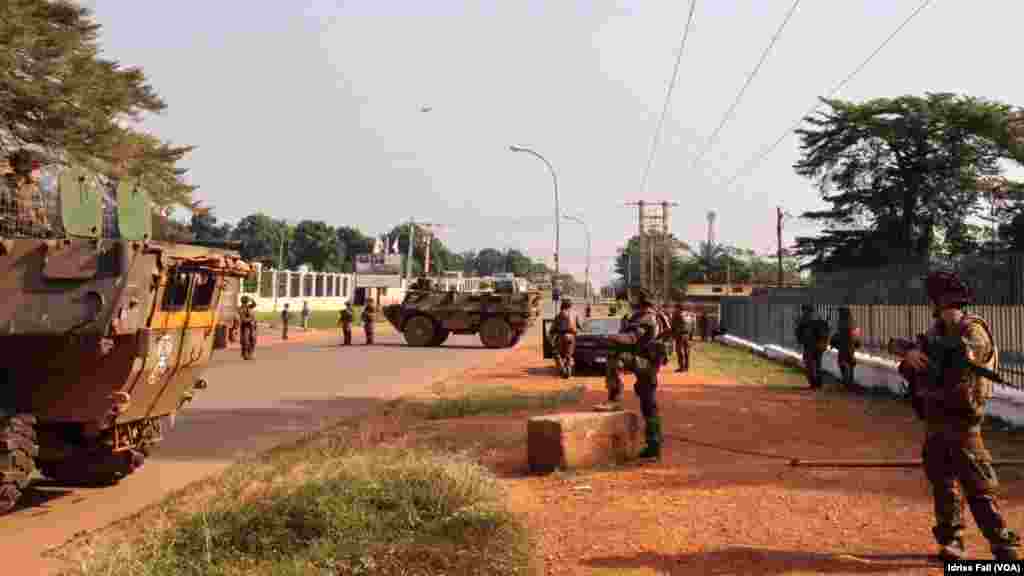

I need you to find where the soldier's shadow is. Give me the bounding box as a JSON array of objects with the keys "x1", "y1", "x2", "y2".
[{"x1": 580, "y1": 547, "x2": 935, "y2": 574}]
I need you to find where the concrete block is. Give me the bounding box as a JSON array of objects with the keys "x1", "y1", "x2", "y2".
[{"x1": 527, "y1": 411, "x2": 643, "y2": 474}]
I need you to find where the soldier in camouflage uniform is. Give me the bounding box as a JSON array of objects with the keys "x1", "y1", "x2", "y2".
[
  {"x1": 238, "y1": 296, "x2": 257, "y2": 360},
  {"x1": 2, "y1": 150, "x2": 49, "y2": 235},
  {"x1": 338, "y1": 303, "x2": 354, "y2": 346},
  {"x1": 280, "y1": 303, "x2": 291, "y2": 340},
  {"x1": 362, "y1": 302, "x2": 376, "y2": 345},
  {"x1": 795, "y1": 304, "x2": 829, "y2": 389},
  {"x1": 549, "y1": 298, "x2": 583, "y2": 377},
  {"x1": 897, "y1": 271, "x2": 1021, "y2": 562},
  {"x1": 595, "y1": 288, "x2": 665, "y2": 460},
  {"x1": 670, "y1": 302, "x2": 692, "y2": 373}
]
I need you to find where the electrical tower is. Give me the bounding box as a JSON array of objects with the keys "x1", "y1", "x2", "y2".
[{"x1": 625, "y1": 200, "x2": 678, "y2": 303}]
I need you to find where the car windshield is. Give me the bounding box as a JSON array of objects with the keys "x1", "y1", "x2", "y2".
[{"x1": 581, "y1": 318, "x2": 620, "y2": 335}]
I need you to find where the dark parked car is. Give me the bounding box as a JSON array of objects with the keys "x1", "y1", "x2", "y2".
[{"x1": 542, "y1": 317, "x2": 622, "y2": 372}]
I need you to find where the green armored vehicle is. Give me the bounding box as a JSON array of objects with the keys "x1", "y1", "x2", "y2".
[
  {"x1": 382, "y1": 277, "x2": 542, "y2": 348},
  {"x1": 0, "y1": 159, "x2": 252, "y2": 513}
]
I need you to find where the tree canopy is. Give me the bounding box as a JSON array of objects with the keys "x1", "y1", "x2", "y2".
[
  {"x1": 1, "y1": 1, "x2": 196, "y2": 209},
  {"x1": 791, "y1": 93, "x2": 1024, "y2": 270}
]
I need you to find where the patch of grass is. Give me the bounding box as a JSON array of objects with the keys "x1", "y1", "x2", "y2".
[
  {"x1": 420, "y1": 385, "x2": 586, "y2": 420},
  {"x1": 256, "y1": 307, "x2": 373, "y2": 329},
  {"x1": 63, "y1": 448, "x2": 535, "y2": 576},
  {"x1": 694, "y1": 341, "x2": 807, "y2": 388}
]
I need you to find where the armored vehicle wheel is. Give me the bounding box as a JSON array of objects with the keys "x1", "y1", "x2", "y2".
[
  {"x1": 430, "y1": 329, "x2": 450, "y2": 347},
  {"x1": 38, "y1": 446, "x2": 145, "y2": 487},
  {"x1": 0, "y1": 412, "x2": 38, "y2": 514},
  {"x1": 403, "y1": 315, "x2": 437, "y2": 347},
  {"x1": 479, "y1": 318, "x2": 513, "y2": 348}
]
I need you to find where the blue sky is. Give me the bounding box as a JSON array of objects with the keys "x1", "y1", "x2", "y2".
[{"x1": 81, "y1": 1, "x2": 1023, "y2": 286}]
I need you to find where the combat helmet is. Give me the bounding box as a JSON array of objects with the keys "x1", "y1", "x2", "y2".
[
  {"x1": 561, "y1": 298, "x2": 572, "y2": 309},
  {"x1": 240, "y1": 295, "x2": 251, "y2": 305},
  {"x1": 925, "y1": 270, "x2": 972, "y2": 308}
]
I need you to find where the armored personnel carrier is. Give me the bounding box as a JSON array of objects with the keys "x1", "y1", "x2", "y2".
[
  {"x1": 382, "y1": 278, "x2": 541, "y2": 348},
  {"x1": 0, "y1": 160, "x2": 251, "y2": 513}
]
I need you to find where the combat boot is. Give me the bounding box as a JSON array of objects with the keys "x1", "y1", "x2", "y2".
[
  {"x1": 637, "y1": 416, "x2": 662, "y2": 460},
  {"x1": 991, "y1": 529, "x2": 1021, "y2": 561},
  {"x1": 938, "y1": 538, "x2": 966, "y2": 561}
]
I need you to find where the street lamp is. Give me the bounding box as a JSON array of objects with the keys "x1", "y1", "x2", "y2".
[
  {"x1": 274, "y1": 219, "x2": 292, "y2": 311},
  {"x1": 509, "y1": 144, "x2": 559, "y2": 296},
  {"x1": 562, "y1": 213, "x2": 591, "y2": 304}
]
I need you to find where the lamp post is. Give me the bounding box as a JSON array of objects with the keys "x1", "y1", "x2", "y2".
[
  {"x1": 274, "y1": 219, "x2": 291, "y2": 311},
  {"x1": 509, "y1": 145, "x2": 559, "y2": 296},
  {"x1": 562, "y1": 213, "x2": 590, "y2": 304}
]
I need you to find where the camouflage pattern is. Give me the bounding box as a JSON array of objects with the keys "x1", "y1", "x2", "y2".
[
  {"x1": 795, "y1": 307, "x2": 829, "y2": 389},
  {"x1": 338, "y1": 305, "x2": 354, "y2": 346},
  {"x1": 1, "y1": 150, "x2": 50, "y2": 234},
  {"x1": 382, "y1": 283, "x2": 540, "y2": 348},
  {"x1": 603, "y1": 304, "x2": 663, "y2": 458},
  {"x1": 280, "y1": 304, "x2": 291, "y2": 340},
  {"x1": 238, "y1": 297, "x2": 257, "y2": 360},
  {"x1": 362, "y1": 304, "x2": 376, "y2": 345},
  {"x1": 549, "y1": 306, "x2": 582, "y2": 376},
  {"x1": 671, "y1": 305, "x2": 691, "y2": 373},
  {"x1": 831, "y1": 306, "x2": 861, "y2": 387},
  {"x1": 899, "y1": 271, "x2": 1021, "y2": 561}
]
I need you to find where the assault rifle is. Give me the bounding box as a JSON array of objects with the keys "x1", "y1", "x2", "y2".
[{"x1": 888, "y1": 334, "x2": 1008, "y2": 386}]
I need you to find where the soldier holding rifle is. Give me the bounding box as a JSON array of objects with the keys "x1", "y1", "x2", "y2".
[
  {"x1": 890, "y1": 270, "x2": 1020, "y2": 562},
  {"x1": 594, "y1": 288, "x2": 670, "y2": 461}
]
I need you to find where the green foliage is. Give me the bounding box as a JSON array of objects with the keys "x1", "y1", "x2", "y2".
[
  {"x1": 0, "y1": 1, "x2": 196, "y2": 209},
  {"x1": 791, "y1": 93, "x2": 1024, "y2": 270},
  {"x1": 68, "y1": 449, "x2": 533, "y2": 576},
  {"x1": 422, "y1": 386, "x2": 585, "y2": 420}
]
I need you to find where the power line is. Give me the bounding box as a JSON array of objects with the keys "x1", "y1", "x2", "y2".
[
  {"x1": 721, "y1": 0, "x2": 935, "y2": 190},
  {"x1": 691, "y1": 0, "x2": 804, "y2": 171},
  {"x1": 638, "y1": 0, "x2": 698, "y2": 195}
]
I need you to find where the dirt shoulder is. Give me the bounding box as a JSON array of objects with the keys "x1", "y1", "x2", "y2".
[
  {"x1": 400, "y1": 339, "x2": 1024, "y2": 575},
  {"x1": 55, "y1": 336, "x2": 1024, "y2": 575}
]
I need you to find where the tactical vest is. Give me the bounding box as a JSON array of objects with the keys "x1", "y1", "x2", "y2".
[
  {"x1": 556, "y1": 310, "x2": 577, "y2": 334},
  {"x1": 950, "y1": 314, "x2": 996, "y2": 414}
]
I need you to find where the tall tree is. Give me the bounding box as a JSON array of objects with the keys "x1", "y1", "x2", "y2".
[
  {"x1": 232, "y1": 213, "x2": 289, "y2": 266},
  {"x1": 1, "y1": 1, "x2": 196, "y2": 209},
  {"x1": 474, "y1": 248, "x2": 504, "y2": 277},
  {"x1": 189, "y1": 211, "x2": 232, "y2": 243},
  {"x1": 335, "y1": 226, "x2": 373, "y2": 273},
  {"x1": 291, "y1": 220, "x2": 340, "y2": 271},
  {"x1": 792, "y1": 93, "x2": 1024, "y2": 270}
]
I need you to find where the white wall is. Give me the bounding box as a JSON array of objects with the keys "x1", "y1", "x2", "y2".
[{"x1": 716, "y1": 334, "x2": 1024, "y2": 426}]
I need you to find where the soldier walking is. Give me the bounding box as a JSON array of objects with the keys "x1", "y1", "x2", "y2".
[
  {"x1": 894, "y1": 271, "x2": 1021, "y2": 562},
  {"x1": 301, "y1": 300, "x2": 311, "y2": 330},
  {"x1": 795, "y1": 304, "x2": 829, "y2": 389},
  {"x1": 280, "y1": 303, "x2": 291, "y2": 340},
  {"x1": 362, "y1": 302, "x2": 376, "y2": 345},
  {"x1": 596, "y1": 288, "x2": 667, "y2": 460},
  {"x1": 238, "y1": 296, "x2": 257, "y2": 360},
  {"x1": 549, "y1": 299, "x2": 583, "y2": 377},
  {"x1": 338, "y1": 303, "x2": 354, "y2": 346},
  {"x1": 831, "y1": 306, "x2": 862, "y2": 388},
  {"x1": 671, "y1": 302, "x2": 692, "y2": 373}
]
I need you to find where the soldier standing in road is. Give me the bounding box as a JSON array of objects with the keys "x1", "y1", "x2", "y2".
[
  {"x1": 549, "y1": 299, "x2": 583, "y2": 377},
  {"x1": 362, "y1": 302, "x2": 376, "y2": 345},
  {"x1": 795, "y1": 304, "x2": 829, "y2": 389},
  {"x1": 698, "y1": 312, "x2": 708, "y2": 341},
  {"x1": 301, "y1": 301, "x2": 311, "y2": 330},
  {"x1": 831, "y1": 306, "x2": 862, "y2": 388},
  {"x1": 596, "y1": 288, "x2": 666, "y2": 460},
  {"x1": 671, "y1": 302, "x2": 692, "y2": 373},
  {"x1": 280, "y1": 303, "x2": 291, "y2": 340},
  {"x1": 894, "y1": 271, "x2": 1021, "y2": 562},
  {"x1": 238, "y1": 296, "x2": 257, "y2": 360},
  {"x1": 338, "y1": 303, "x2": 354, "y2": 346}
]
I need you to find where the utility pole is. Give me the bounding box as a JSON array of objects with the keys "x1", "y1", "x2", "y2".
[
  {"x1": 777, "y1": 206, "x2": 784, "y2": 288},
  {"x1": 405, "y1": 218, "x2": 416, "y2": 281},
  {"x1": 624, "y1": 200, "x2": 678, "y2": 305}
]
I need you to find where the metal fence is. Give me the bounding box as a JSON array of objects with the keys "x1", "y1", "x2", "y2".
[{"x1": 721, "y1": 296, "x2": 1024, "y2": 390}]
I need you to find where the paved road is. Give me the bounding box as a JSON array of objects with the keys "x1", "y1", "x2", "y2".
[{"x1": 0, "y1": 327, "x2": 533, "y2": 575}]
